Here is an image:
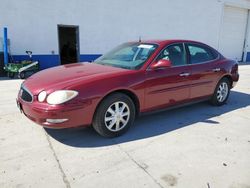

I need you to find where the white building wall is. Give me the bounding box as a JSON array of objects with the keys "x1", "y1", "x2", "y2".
[{"x1": 0, "y1": 0, "x2": 250, "y2": 58}]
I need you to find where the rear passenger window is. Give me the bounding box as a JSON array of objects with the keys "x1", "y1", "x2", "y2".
[{"x1": 187, "y1": 44, "x2": 216, "y2": 64}]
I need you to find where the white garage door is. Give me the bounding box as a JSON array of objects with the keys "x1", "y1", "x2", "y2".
[{"x1": 219, "y1": 6, "x2": 248, "y2": 61}]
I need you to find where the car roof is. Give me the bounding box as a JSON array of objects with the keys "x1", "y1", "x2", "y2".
[{"x1": 132, "y1": 39, "x2": 206, "y2": 46}]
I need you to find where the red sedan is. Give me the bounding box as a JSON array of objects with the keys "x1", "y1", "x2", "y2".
[{"x1": 17, "y1": 40, "x2": 239, "y2": 137}]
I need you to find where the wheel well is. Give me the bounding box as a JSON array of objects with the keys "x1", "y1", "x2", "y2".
[
  {"x1": 222, "y1": 75, "x2": 233, "y2": 88},
  {"x1": 96, "y1": 90, "x2": 140, "y2": 117}
]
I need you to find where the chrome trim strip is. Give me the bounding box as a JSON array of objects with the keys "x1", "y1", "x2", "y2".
[{"x1": 146, "y1": 42, "x2": 220, "y2": 71}]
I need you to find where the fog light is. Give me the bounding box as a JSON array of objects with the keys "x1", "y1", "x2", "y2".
[{"x1": 46, "y1": 119, "x2": 68, "y2": 123}]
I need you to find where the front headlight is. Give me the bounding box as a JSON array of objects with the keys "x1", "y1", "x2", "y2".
[
  {"x1": 47, "y1": 90, "x2": 78, "y2": 105},
  {"x1": 38, "y1": 91, "x2": 47, "y2": 102}
]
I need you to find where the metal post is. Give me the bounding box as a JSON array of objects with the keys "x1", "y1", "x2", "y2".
[
  {"x1": 3, "y1": 27, "x2": 8, "y2": 66},
  {"x1": 243, "y1": 10, "x2": 250, "y2": 62}
]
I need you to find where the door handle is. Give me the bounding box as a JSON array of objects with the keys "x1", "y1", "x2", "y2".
[
  {"x1": 179, "y1": 72, "x2": 190, "y2": 77},
  {"x1": 212, "y1": 68, "x2": 221, "y2": 72}
]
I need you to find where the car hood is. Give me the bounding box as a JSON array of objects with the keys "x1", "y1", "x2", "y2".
[{"x1": 23, "y1": 62, "x2": 129, "y2": 95}]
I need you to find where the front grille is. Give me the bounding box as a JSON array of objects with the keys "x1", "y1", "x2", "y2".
[{"x1": 20, "y1": 86, "x2": 33, "y2": 102}]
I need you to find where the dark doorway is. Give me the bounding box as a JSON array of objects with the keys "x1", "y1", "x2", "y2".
[{"x1": 58, "y1": 25, "x2": 80, "y2": 65}]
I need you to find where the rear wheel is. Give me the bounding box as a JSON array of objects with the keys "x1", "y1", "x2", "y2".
[
  {"x1": 210, "y1": 78, "x2": 230, "y2": 106},
  {"x1": 93, "y1": 93, "x2": 135, "y2": 137},
  {"x1": 18, "y1": 72, "x2": 26, "y2": 79}
]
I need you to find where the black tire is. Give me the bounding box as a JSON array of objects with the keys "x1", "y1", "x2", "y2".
[
  {"x1": 210, "y1": 77, "x2": 230, "y2": 106},
  {"x1": 7, "y1": 72, "x2": 15, "y2": 78},
  {"x1": 18, "y1": 72, "x2": 26, "y2": 79},
  {"x1": 93, "y1": 93, "x2": 136, "y2": 137}
]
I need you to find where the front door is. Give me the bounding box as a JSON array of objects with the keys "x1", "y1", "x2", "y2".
[
  {"x1": 144, "y1": 43, "x2": 191, "y2": 111},
  {"x1": 58, "y1": 25, "x2": 80, "y2": 65}
]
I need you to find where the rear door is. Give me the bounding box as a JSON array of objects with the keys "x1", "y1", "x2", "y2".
[
  {"x1": 186, "y1": 43, "x2": 219, "y2": 99},
  {"x1": 144, "y1": 43, "x2": 191, "y2": 110}
]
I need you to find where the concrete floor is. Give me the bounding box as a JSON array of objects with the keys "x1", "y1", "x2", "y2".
[{"x1": 0, "y1": 65, "x2": 250, "y2": 188}]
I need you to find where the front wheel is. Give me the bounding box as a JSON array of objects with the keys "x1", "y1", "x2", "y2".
[
  {"x1": 210, "y1": 78, "x2": 230, "y2": 106},
  {"x1": 93, "y1": 93, "x2": 136, "y2": 137}
]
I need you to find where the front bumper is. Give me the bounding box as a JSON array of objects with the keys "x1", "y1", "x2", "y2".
[{"x1": 17, "y1": 97, "x2": 95, "y2": 129}]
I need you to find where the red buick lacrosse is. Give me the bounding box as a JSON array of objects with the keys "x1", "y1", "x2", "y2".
[{"x1": 17, "y1": 40, "x2": 239, "y2": 137}]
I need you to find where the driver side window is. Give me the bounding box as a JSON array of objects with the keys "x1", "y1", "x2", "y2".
[{"x1": 157, "y1": 43, "x2": 187, "y2": 66}]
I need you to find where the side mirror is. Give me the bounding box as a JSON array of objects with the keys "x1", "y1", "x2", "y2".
[{"x1": 150, "y1": 59, "x2": 172, "y2": 69}]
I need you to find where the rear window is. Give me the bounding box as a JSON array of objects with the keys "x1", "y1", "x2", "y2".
[{"x1": 187, "y1": 44, "x2": 217, "y2": 64}]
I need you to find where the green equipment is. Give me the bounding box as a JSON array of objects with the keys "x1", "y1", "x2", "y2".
[{"x1": 4, "y1": 51, "x2": 39, "y2": 79}]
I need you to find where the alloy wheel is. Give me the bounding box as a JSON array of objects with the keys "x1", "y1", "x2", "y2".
[
  {"x1": 217, "y1": 82, "x2": 228, "y2": 102},
  {"x1": 104, "y1": 101, "x2": 130, "y2": 132}
]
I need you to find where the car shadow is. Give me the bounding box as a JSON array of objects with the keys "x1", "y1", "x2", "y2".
[{"x1": 45, "y1": 91, "x2": 250, "y2": 148}]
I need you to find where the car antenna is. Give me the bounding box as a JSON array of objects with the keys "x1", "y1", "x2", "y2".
[{"x1": 139, "y1": 36, "x2": 141, "y2": 42}]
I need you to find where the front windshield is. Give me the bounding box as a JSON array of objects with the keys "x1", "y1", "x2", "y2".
[{"x1": 94, "y1": 43, "x2": 158, "y2": 70}]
